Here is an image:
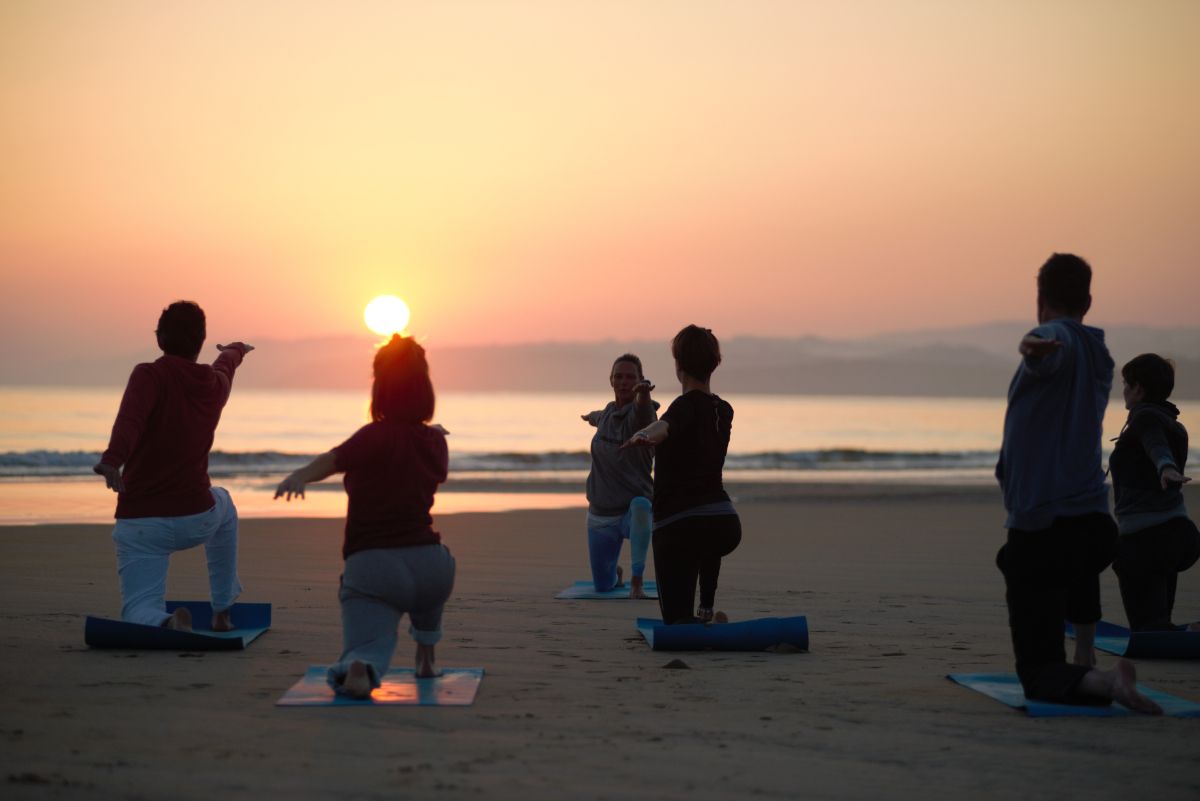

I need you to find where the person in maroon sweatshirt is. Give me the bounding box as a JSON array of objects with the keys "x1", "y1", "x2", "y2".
[
  {"x1": 274, "y1": 334, "x2": 454, "y2": 698},
  {"x1": 94, "y1": 301, "x2": 253, "y2": 632}
]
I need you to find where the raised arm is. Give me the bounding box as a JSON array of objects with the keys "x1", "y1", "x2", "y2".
[{"x1": 274, "y1": 450, "x2": 338, "y2": 501}]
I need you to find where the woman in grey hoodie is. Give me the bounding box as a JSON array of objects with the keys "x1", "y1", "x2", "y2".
[{"x1": 1110, "y1": 353, "x2": 1199, "y2": 632}]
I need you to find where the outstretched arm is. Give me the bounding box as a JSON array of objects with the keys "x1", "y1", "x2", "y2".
[
  {"x1": 275, "y1": 450, "x2": 338, "y2": 501},
  {"x1": 621, "y1": 419, "x2": 669, "y2": 450}
]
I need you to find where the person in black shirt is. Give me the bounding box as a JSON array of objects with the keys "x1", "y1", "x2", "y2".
[
  {"x1": 1109, "y1": 353, "x2": 1198, "y2": 632},
  {"x1": 623, "y1": 325, "x2": 740, "y2": 624}
]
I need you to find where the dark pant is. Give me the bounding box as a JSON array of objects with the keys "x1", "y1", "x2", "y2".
[
  {"x1": 996, "y1": 513, "x2": 1117, "y2": 705},
  {"x1": 652, "y1": 514, "x2": 742, "y2": 625},
  {"x1": 1113, "y1": 516, "x2": 1200, "y2": 632}
]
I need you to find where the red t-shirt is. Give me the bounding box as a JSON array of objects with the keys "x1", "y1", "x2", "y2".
[
  {"x1": 333, "y1": 421, "x2": 447, "y2": 559},
  {"x1": 101, "y1": 350, "x2": 244, "y2": 519}
]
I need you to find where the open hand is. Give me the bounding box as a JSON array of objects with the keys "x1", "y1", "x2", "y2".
[
  {"x1": 1162, "y1": 467, "x2": 1192, "y2": 490},
  {"x1": 429, "y1": 423, "x2": 451, "y2": 436},
  {"x1": 1018, "y1": 335, "x2": 1061, "y2": 359},
  {"x1": 620, "y1": 431, "x2": 655, "y2": 450},
  {"x1": 633, "y1": 379, "x2": 656, "y2": 400},
  {"x1": 274, "y1": 474, "x2": 307, "y2": 501},
  {"x1": 581, "y1": 410, "x2": 603, "y2": 426},
  {"x1": 93, "y1": 462, "x2": 125, "y2": 493},
  {"x1": 217, "y1": 342, "x2": 255, "y2": 355}
]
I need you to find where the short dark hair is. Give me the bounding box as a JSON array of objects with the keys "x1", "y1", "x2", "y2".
[
  {"x1": 671, "y1": 324, "x2": 721, "y2": 382},
  {"x1": 1037, "y1": 253, "x2": 1092, "y2": 315},
  {"x1": 1122, "y1": 353, "x2": 1175, "y2": 403},
  {"x1": 156, "y1": 301, "x2": 206, "y2": 358},
  {"x1": 610, "y1": 353, "x2": 643, "y2": 378},
  {"x1": 371, "y1": 335, "x2": 436, "y2": 423}
]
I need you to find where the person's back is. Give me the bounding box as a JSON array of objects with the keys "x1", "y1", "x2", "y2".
[
  {"x1": 102, "y1": 351, "x2": 243, "y2": 518},
  {"x1": 337, "y1": 420, "x2": 447, "y2": 559},
  {"x1": 997, "y1": 317, "x2": 1113, "y2": 530}
]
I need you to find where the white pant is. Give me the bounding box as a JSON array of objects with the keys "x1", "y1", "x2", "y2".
[{"x1": 111, "y1": 487, "x2": 243, "y2": 627}]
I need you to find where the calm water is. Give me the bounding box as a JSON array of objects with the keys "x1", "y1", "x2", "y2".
[{"x1": 1, "y1": 386, "x2": 1195, "y2": 523}]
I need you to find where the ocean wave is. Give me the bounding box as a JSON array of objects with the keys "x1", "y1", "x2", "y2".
[
  {"x1": 11, "y1": 446, "x2": 1190, "y2": 480},
  {"x1": 0, "y1": 447, "x2": 1013, "y2": 478}
]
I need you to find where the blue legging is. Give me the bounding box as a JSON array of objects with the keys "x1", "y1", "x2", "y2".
[{"x1": 587, "y1": 496, "x2": 652, "y2": 592}]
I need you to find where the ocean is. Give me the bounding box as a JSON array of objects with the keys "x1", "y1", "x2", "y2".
[{"x1": 2, "y1": 386, "x2": 1194, "y2": 524}]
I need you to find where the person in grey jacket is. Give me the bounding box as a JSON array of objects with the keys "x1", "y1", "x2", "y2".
[
  {"x1": 581, "y1": 354, "x2": 658, "y2": 597},
  {"x1": 995, "y1": 253, "x2": 1160, "y2": 713},
  {"x1": 1109, "y1": 353, "x2": 1198, "y2": 632}
]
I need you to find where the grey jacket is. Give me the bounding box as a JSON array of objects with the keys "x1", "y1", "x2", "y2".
[{"x1": 585, "y1": 399, "x2": 657, "y2": 516}]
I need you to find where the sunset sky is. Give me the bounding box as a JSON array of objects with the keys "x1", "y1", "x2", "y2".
[{"x1": 2, "y1": 1, "x2": 1197, "y2": 374}]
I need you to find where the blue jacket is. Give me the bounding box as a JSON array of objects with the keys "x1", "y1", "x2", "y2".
[{"x1": 996, "y1": 318, "x2": 1114, "y2": 530}]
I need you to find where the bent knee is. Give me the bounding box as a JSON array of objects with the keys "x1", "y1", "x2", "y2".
[{"x1": 630, "y1": 496, "x2": 652, "y2": 515}]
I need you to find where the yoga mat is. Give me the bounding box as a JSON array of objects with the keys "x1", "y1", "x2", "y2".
[
  {"x1": 1065, "y1": 621, "x2": 1200, "y2": 659},
  {"x1": 636, "y1": 615, "x2": 808, "y2": 651},
  {"x1": 84, "y1": 601, "x2": 271, "y2": 650},
  {"x1": 947, "y1": 673, "x2": 1200, "y2": 717},
  {"x1": 555, "y1": 580, "x2": 658, "y2": 600},
  {"x1": 276, "y1": 667, "x2": 485, "y2": 706}
]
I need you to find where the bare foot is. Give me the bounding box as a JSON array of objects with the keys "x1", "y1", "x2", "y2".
[
  {"x1": 415, "y1": 644, "x2": 440, "y2": 679},
  {"x1": 1109, "y1": 659, "x2": 1163, "y2": 714},
  {"x1": 615, "y1": 565, "x2": 625, "y2": 588},
  {"x1": 164, "y1": 607, "x2": 192, "y2": 632},
  {"x1": 211, "y1": 609, "x2": 234, "y2": 632},
  {"x1": 341, "y1": 660, "x2": 373, "y2": 699},
  {"x1": 713, "y1": 611, "x2": 729, "y2": 624},
  {"x1": 629, "y1": 575, "x2": 647, "y2": 600}
]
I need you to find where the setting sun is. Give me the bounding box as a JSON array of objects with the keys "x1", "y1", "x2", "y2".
[{"x1": 364, "y1": 295, "x2": 411, "y2": 336}]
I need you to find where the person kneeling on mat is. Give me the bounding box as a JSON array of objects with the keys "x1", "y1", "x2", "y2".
[
  {"x1": 275, "y1": 335, "x2": 455, "y2": 699},
  {"x1": 94, "y1": 301, "x2": 253, "y2": 633},
  {"x1": 1110, "y1": 354, "x2": 1199, "y2": 633},
  {"x1": 996, "y1": 254, "x2": 1160, "y2": 714},
  {"x1": 624, "y1": 325, "x2": 740, "y2": 625},
  {"x1": 581, "y1": 353, "x2": 658, "y2": 598}
]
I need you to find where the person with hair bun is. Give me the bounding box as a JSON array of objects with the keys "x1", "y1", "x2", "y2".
[
  {"x1": 623, "y1": 325, "x2": 740, "y2": 625},
  {"x1": 275, "y1": 335, "x2": 455, "y2": 698},
  {"x1": 1110, "y1": 353, "x2": 1199, "y2": 632}
]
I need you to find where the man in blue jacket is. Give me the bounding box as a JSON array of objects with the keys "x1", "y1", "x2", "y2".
[{"x1": 996, "y1": 253, "x2": 1160, "y2": 713}]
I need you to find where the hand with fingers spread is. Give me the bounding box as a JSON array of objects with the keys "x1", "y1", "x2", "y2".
[
  {"x1": 1161, "y1": 466, "x2": 1191, "y2": 490},
  {"x1": 274, "y1": 473, "x2": 308, "y2": 501}
]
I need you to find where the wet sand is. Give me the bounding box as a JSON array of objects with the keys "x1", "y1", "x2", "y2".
[{"x1": 1, "y1": 486, "x2": 1197, "y2": 800}]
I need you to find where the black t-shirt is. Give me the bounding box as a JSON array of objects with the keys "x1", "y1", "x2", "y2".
[{"x1": 653, "y1": 390, "x2": 733, "y2": 520}]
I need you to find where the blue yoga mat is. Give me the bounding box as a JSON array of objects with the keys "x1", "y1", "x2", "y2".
[
  {"x1": 1065, "y1": 620, "x2": 1200, "y2": 659},
  {"x1": 276, "y1": 666, "x2": 485, "y2": 706},
  {"x1": 947, "y1": 673, "x2": 1200, "y2": 717},
  {"x1": 636, "y1": 615, "x2": 808, "y2": 651},
  {"x1": 555, "y1": 580, "x2": 658, "y2": 600},
  {"x1": 84, "y1": 601, "x2": 271, "y2": 650}
]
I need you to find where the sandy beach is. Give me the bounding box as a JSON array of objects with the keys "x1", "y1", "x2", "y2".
[{"x1": 2, "y1": 486, "x2": 1198, "y2": 801}]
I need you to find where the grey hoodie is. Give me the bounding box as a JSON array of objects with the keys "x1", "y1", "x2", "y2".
[
  {"x1": 996, "y1": 318, "x2": 1114, "y2": 530},
  {"x1": 585, "y1": 399, "x2": 657, "y2": 516}
]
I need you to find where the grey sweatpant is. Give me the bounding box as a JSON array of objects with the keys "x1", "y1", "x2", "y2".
[{"x1": 327, "y1": 544, "x2": 456, "y2": 692}]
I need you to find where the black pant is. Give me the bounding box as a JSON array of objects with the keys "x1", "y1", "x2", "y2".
[
  {"x1": 652, "y1": 514, "x2": 742, "y2": 625},
  {"x1": 1113, "y1": 516, "x2": 1200, "y2": 632},
  {"x1": 996, "y1": 513, "x2": 1117, "y2": 704}
]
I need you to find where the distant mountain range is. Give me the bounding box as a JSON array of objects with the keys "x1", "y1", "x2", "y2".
[{"x1": 14, "y1": 322, "x2": 1200, "y2": 399}]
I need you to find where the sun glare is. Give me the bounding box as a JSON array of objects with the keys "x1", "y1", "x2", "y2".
[{"x1": 364, "y1": 295, "x2": 411, "y2": 336}]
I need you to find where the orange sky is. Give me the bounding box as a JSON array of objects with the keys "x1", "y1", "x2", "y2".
[{"x1": 1, "y1": 1, "x2": 1197, "y2": 366}]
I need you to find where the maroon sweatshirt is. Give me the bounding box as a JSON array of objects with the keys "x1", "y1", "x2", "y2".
[{"x1": 100, "y1": 349, "x2": 244, "y2": 519}]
